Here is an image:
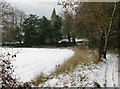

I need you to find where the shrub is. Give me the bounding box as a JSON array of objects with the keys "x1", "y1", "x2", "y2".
[{"x1": 0, "y1": 49, "x2": 31, "y2": 88}]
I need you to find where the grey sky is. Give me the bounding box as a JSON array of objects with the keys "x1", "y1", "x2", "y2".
[
  {"x1": 4, "y1": 0, "x2": 62, "y2": 19},
  {"x1": 4, "y1": 0, "x2": 119, "y2": 19}
]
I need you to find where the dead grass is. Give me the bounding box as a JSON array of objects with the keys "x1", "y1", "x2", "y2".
[
  {"x1": 53, "y1": 46, "x2": 99, "y2": 76},
  {"x1": 32, "y1": 72, "x2": 49, "y2": 86},
  {"x1": 32, "y1": 46, "x2": 99, "y2": 86}
]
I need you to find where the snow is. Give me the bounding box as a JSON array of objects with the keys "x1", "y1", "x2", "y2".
[
  {"x1": 39, "y1": 54, "x2": 118, "y2": 87},
  {"x1": 58, "y1": 38, "x2": 89, "y2": 43},
  {"x1": 0, "y1": 47, "x2": 118, "y2": 87},
  {"x1": 0, "y1": 48, "x2": 74, "y2": 82},
  {"x1": 75, "y1": 38, "x2": 89, "y2": 42},
  {"x1": 58, "y1": 39, "x2": 69, "y2": 43},
  {"x1": 95, "y1": 54, "x2": 118, "y2": 87}
]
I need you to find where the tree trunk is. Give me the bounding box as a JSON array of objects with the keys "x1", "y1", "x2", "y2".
[
  {"x1": 99, "y1": 46, "x2": 102, "y2": 59},
  {"x1": 99, "y1": 32, "x2": 104, "y2": 59},
  {"x1": 67, "y1": 31, "x2": 71, "y2": 44},
  {"x1": 103, "y1": 50, "x2": 107, "y2": 59},
  {"x1": 103, "y1": 36, "x2": 108, "y2": 59},
  {"x1": 103, "y1": 2, "x2": 117, "y2": 59},
  {"x1": 72, "y1": 37, "x2": 76, "y2": 45},
  {"x1": 118, "y1": 2, "x2": 120, "y2": 59},
  {"x1": 68, "y1": 37, "x2": 70, "y2": 43}
]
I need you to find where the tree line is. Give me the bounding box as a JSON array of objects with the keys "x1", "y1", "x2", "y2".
[
  {"x1": 0, "y1": 1, "x2": 63, "y2": 47},
  {"x1": 0, "y1": 0, "x2": 119, "y2": 59},
  {"x1": 0, "y1": 0, "x2": 26, "y2": 44},
  {"x1": 58, "y1": 1, "x2": 119, "y2": 59},
  {"x1": 22, "y1": 14, "x2": 62, "y2": 46}
]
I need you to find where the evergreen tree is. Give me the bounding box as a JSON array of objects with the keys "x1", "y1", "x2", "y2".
[
  {"x1": 22, "y1": 14, "x2": 39, "y2": 46},
  {"x1": 52, "y1": 15, "x2": 62, "y2": 43},
  {"x1": 38, "y1": 16, "x2": 53, "y2": 44}
]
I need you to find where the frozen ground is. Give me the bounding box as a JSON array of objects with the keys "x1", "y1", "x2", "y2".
[
  {"x1": 0, "y1": 48, "x2": 74, "y2": 82},
  {"x1": 39, "y1": 54, "x2": 118, "y2": 87}
]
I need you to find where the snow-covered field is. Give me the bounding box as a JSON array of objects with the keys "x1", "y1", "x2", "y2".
[
  {"x1": 39, "y1": 54, "x2": 118, "y2": 87},
  {"x1": 0, "y1": 48, "x2": 74, "y2": 82},
  {"x1": 0, "y1": 47, "x2": 119, "y2": 87}
]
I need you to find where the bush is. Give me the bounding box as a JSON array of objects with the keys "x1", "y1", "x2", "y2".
[{"x1": 0, "y1": 49, "x2": 32, "y2": 88}]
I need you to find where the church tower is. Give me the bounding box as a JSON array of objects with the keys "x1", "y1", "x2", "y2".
[{"x1": 51, "y1": 8, "x2": 56, "y2": 24}]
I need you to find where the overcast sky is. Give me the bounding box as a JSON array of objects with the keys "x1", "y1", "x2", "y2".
[
  {"x1": 4, "y1": 0, "x2": 119, "y2": 19},
  {"x1": 4, "y1": 0, "x2": 62, "y2": 19}
]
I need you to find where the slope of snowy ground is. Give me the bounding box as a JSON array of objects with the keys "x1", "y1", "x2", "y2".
[
  {"x1": 0, "y1": 48, "x2": 74, "y2": 82},
  {"x1": 39, "y1": 54, "x2": 118, "y2": 87}
]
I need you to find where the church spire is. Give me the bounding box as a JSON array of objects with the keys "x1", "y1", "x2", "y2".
[{"x1": 51, "y1": 8, "x2": 56, "y2": 22}]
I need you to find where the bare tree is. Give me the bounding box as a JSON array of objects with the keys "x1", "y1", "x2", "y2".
[
  {"x1": 0, "y1": 1, "x2": 26, "y2": 44},
  {"x1": 58, "y1": 0, "x2": 118, "y2": 59}
]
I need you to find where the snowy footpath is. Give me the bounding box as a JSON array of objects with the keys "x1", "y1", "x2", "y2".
[
  {"x1": 39, "y1": 54, "x2": 118, "y2": 87},
  {"x1": 0, "y1": 48, "x2": 74, "y2": 82},
  {"x1": 95, "y1": 54, "x2": 118, "y2": 87}
]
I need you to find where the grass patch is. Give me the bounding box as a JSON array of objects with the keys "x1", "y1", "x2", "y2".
[
  {"x1": 31, "y1": 72, "x2": 49, "y2": 86},
  {"x1": 32, "y1": 46, "x2": 99, "y2": 86},
  {"x1": 53, "y1": 47, "x2": 99, "y2": 76}
]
